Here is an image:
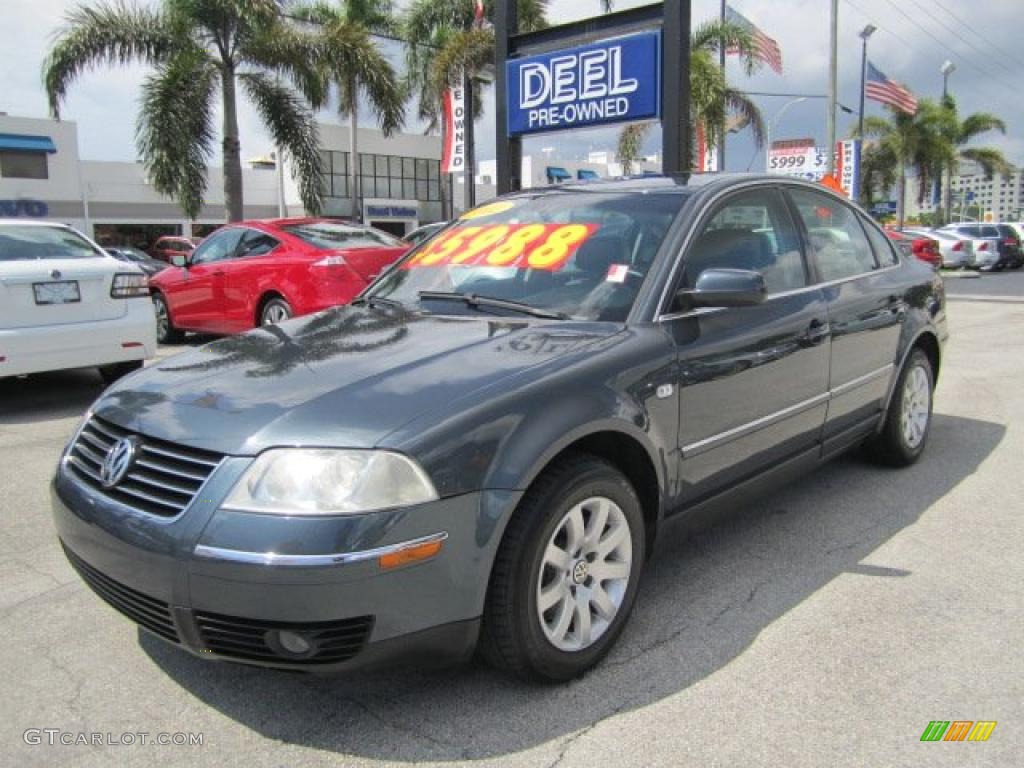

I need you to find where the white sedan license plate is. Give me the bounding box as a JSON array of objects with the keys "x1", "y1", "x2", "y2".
[{"x1": 33, "y1": 280, "x2": 81, "y2": 305}]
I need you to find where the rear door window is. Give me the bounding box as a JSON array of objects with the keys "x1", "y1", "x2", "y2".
[
  {"x1": 237, "y1": 229, "x2": 280, "y2": 258},
  {"x1": 860, "y1": 215, "x2": 899, "y2": 266},
  {"x1": 789, "y1": 189, "x2": 879, "y2": 281}
]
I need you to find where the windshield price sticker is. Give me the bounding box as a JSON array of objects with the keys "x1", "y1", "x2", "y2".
[{"x1": 404, "y1": 223, "x2": 598, "y2": 271}]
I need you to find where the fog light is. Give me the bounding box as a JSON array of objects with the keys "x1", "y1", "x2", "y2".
[{"x1": 277, "y1": 630, "x2": 312, "y2": 656}]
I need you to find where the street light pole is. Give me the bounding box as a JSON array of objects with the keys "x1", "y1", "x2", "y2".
[
  {"x1": 941, "y1": 60, "x2": 956, "y2": 223},
  {"x1": 758, "y1": 97, "x2": 807, "y2": 171},
  {"x1": 826, "y1": 0, "x2": 838, "y2": 174}
]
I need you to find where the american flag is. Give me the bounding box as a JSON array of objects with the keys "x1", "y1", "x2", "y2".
[
  {"x1": 865, "y1": 62, "x2": 918, "y2": 115},
  {"x1": 725, "y1": 5, "x2": 783, "y2": 75}
]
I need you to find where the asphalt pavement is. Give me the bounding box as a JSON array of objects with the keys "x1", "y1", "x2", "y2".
[{"x1": 1, "y1": 280, "x2": 1021, "y2": 767}]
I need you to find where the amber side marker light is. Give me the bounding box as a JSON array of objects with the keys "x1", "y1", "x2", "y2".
[{"x1": 379, "y1": 539, "x2": 444, "y2": 570}]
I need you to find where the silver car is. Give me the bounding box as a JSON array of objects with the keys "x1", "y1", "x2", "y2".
[
  {"x1": 901, "y1": 228, "x2": 971, "y2": 269},
  {"x1": 937, "y1": 224, "x2": 1001, "y2": 270}
]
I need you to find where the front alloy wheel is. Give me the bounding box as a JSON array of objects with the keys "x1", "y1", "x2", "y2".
[
  {"x1": 536, "y1": 497, "x2": 633, "y2": 652},
  {"x1": 480, "y1": 453, "x2": 645, "y2": 681}
]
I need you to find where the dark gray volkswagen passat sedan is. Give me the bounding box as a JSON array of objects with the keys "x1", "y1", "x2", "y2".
[{"x1": 53, "y1": 175, "x2": 946, "y2": 681}]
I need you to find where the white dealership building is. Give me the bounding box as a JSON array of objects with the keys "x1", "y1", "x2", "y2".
[{"x1": 0, "y1": 113, "x2": 446, "y2": 246}]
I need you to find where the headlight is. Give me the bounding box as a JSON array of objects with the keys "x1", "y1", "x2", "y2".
[
  {"x1": 110, "y1": 272, "x2": 149, "y2": 298},
  {"x1": 222, "y1": 449, "x2": 439, "y2": 515}
]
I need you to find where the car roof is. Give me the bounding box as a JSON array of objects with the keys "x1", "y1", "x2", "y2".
[{"x1": 0, "y1": 219, "x2": 74, "y2": 228}]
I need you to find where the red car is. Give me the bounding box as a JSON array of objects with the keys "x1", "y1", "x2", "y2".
[
  {"x1": 885, "y1": 230, "x2": 940, "y2": 269},
  {"x1": 149, "y1": 218, "x2": 409, "y2": 342},
  {"x1": 149, "y1": 236, "x2": 201, "y2": 264}
]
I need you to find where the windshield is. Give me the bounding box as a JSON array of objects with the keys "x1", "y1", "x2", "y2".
[
  {"x1": 0, "y1": 225, "x2": 102, "y2": 261},
  {"x1": 282, "y1": 221, "x2": 404, "y2": 250},
  {"x1": 368, "y1": 192, "x2": 687, "y2": 321}
]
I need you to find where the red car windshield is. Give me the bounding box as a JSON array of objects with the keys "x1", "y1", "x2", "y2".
[{"x1": 281, "y1": 222, "x2": 403, "y2": 250}]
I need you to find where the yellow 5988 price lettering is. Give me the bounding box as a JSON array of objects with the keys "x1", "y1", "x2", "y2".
[{"x1": 405, "y1": 223, "x2": 597, "y2": 271}]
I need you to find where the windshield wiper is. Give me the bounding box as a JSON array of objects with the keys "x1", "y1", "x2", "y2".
[
  {"x1": 351, "y1": 295, "x2": 405, "y2": 310},
  {"x1": 418, "y1": 291, "x2": 568, "y2": 320}
]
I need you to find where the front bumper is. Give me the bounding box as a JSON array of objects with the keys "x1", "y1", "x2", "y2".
[{"x1": 52, "y1": 463, "x2": 521, "y2": 673}]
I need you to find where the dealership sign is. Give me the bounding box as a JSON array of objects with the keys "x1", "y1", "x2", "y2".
[
  {"x1": 441, "y1": 85, "x2": 466, "y2": 174},
  {"x1": 834, "y1": 139, "x2": 861, "y2": 201},
  {"x1": 506, "y1": 32, "x2": 661, "y2": 136},
  {"x1": 0, "y1": 199, "x2": 49, "y2": 217}
]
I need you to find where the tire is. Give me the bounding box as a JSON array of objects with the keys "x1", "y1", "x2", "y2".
[
  {"x1": 152, "y1": 293, "x2": 184, "y2": 344},
  {"x1": 866, "y1": 349, "x2": 934, "y2": 467},
  {"x1": 259, "y1": 296, "x2": 292, "y2": 327},
  {"x1": 480, "y1": 452, "x2": 645, "y2": 682},
  {"x1": 98, "y1": 360, "x2": 143, "y2": 386}
]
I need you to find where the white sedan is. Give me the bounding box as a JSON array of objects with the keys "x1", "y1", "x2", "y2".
[{"x1": 0, "y1": 220, "x2": 156, "y2": 383}]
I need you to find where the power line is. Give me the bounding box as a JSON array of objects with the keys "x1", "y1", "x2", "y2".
[
  {"x1": 927, "y1": 0, "x2": 1024, "y2": 70},
  {"x1": 895, "y1": 0, "x2": 1017, "y2": 80},
  {"x1": 840, "y1": 0, "x2": 1012, "y2": 103},
  {"x1": 870, "y1": 0, "x2": 1020, "y2": 93}
]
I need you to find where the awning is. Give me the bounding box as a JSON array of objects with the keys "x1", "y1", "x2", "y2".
[
  {"x1": 576, "y1": 169, "x2": 599, "y2": 180},
  {"x1": 0, "y1": 134, "x2": 57, "y2": 153},
  {"x1": 546, "y1": 166, "x2": 571, "y2": 181}
]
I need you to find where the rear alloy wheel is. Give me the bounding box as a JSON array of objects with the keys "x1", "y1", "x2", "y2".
[
  {"x1": 866, "y1": 348, "x2": 934, "y2": 466},
  {"x1": 260, "y1": 297, "x2": 292, "y2": 327},
  {"x1": 152, "y1": 293, "x2": 184, "y2": 344},
  {"x1": 480, "y1": 453, "x2": 645, "y2": 682}
]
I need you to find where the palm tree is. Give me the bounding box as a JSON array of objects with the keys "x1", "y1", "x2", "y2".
[
  {"x1": 615, "y1": 19, "x2": 766, "y2": 174},
  {"x1": 858, "y1": 99, "x2": 949, "y2": 227},
  {"x1": 293, "y1": 1, "x2": 405, "y2": 220},
  {"x1": 43, "y1": 0, "x2": 338, "y2": 222},
  {"x1": 402, "y1": 1, "x2": 548, "y2": 131},
  {"x1": 938, "y1": 95, "x2": 1011, "y2": 222}
]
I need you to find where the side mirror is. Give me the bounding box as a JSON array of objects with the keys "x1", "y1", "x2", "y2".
[
  {"x1": 677, "y1": 268, "x2": 766, "y2": 309},
  {"x1": 172, "y1": 254, "x2": 187, "y2": 268}
]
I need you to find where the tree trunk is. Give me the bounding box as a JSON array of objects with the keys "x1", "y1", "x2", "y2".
[
  {"x1": 349, "y1": 75, "x2": 360, "y2": 222},
  {"x1": 897, "y1": 166, "x2": 906, "y2": 228},
  {"x1": 221, "y1": 64, "x2": 244, "y2": 222}
]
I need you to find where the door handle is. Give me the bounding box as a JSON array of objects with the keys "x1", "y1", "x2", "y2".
[
  {"x1": 213, "y1": 270, "x2": 225, "y2": 277},
  {"x1": 888, "y1": 294, "x2": 906, "y2": 318},
  {"x1": 803, "y1": 319, "x2": 830, "y2": 346}
]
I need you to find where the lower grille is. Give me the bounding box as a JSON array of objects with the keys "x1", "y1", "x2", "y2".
[
  {"x1": 62, "y1": 543, "x2": 179, "y2": 643},
  {"x1": 195, "y1": 610, "x2": 373, "y2": 665}
]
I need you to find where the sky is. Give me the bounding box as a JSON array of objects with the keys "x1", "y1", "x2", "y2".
[{"x1": 3, "y1": 0, "x2": 1022, "y2": 174}]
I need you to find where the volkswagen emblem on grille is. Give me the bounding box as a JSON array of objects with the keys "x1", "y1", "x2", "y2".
[{"x1": 100, "y1": 437, "x2": 138, "y2": 488}]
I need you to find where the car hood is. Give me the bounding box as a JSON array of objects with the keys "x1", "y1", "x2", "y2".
[{"x1": 92, "y1": 305, "x2": 620, "y2": 455}]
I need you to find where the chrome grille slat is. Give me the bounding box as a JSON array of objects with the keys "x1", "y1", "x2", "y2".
[
  {"x1": 126, "y1": 471, "x2": 196, "y2": 496},
  {"x1": 73, "y1": 443, "x2": 105, "y2": 466},
  {"x1": 134, "y1": 458, "x2": 208, "y2": 482},
  {"x1": 66, "y1": 416, "x2": 224, "y2": 517},
  {"x1": 79, "y1": 430, "x2": 113, "y2": 452},
  {"x1": 140, "y1": 443, "x2": 221, "y2": 468}
]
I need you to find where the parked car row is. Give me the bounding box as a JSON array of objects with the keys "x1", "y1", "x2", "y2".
[{"x1": 892, "y1": 222, "x2": 1023, "y2": 271}]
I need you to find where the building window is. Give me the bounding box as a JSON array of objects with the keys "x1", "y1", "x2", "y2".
[
  {"x1": 0, "y1": 151, "x2": 48, "y2": 179},
  {"x1": 352, "y1": 152, "x2": 440, "y2": 203}
]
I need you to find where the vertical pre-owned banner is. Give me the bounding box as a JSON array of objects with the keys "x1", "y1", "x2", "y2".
[{"x1": 441, "y1": 86, "x2": 466, "y2": 175}]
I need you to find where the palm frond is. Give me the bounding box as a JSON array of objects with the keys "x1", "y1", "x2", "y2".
[
  {"x1": 43, "y1": 1, "x2": 179, "y2": 117},
  {"x1": 241, "y1": 20, "x2": 330, "y2": 108},
  {"x1": 691, "y1": 19, "x2": 758, "y2": 75},
  {"x1": 321, "y1": 20, "x2": 406, "y2": 135},
  {"x1": 959, "y1": 147, "x2": 1013, "y2": 179},
  {"x1": 240, "y1": 71, "x2": 326, "y2": 214},
  {"x1": 958, "y1": 112, "x2": 1007, "y2": 142},
  {"x1": 724, "y1": 89, "x2": 765, "y2": 147},
  {"x1": 135, "y1": 50, "x2": 218, "y2": 218}
]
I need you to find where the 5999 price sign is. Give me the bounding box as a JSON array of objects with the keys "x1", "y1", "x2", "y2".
[{"x1": 767, "y1": 146, "x2": 827, "y2": 180}]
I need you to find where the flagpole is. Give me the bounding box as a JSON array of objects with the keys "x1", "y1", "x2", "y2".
[
  {"x1": 718, "y1": 0, "x2": 726, "y2": 171},
  {"x1": 826, "y1": 0, "x2": 838, "y2": 175}
]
